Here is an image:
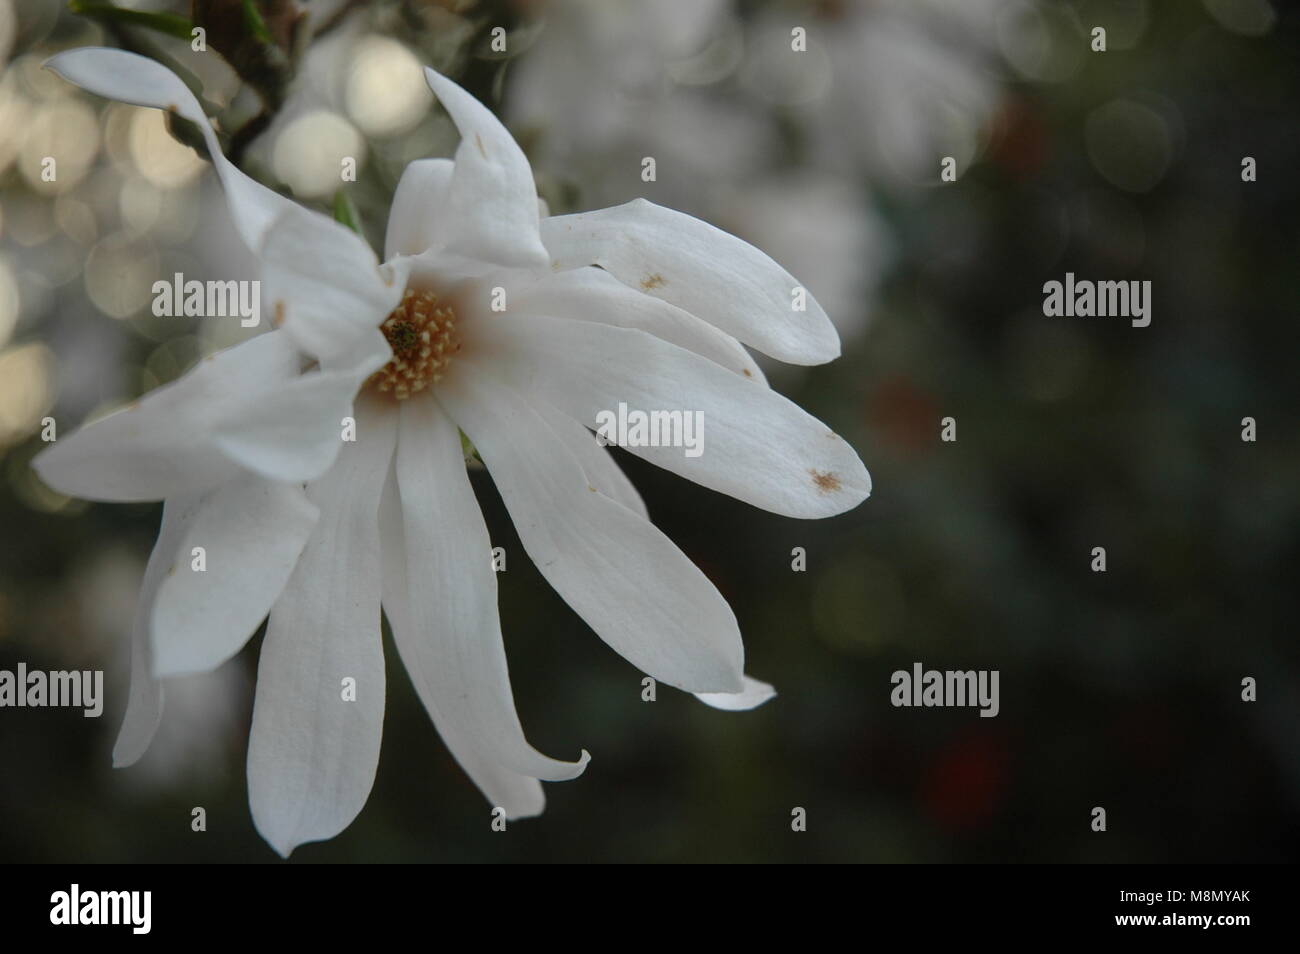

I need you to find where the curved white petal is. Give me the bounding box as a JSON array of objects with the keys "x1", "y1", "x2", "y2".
[
  {"x1": 501, "y1": 265, "x2": 766, "y2": 384},
  {"x1": 695, "y1": 675, "x2": 777, "y2": 711},
  {"x1": 151, "y1": 476, "x2": 320, "y2": 678},
  {"x1": 45, "y1": 48, "x2": 290, "y2": 252},
  {"x1": 532, "y1": 400, "x2": 647, "y2": 520},
  {"x1": 469, "y1": 315, "x2": 871, "y2": 519},
  {"x1": 438, "y1": 366, "x2": 745, "y2": 694},
  {"x1": 384, "y1": 158, "x2": 454, "y2": 260},
  {"x1": 210, "y1": 329, "x2": 390, "y2": 484},
  {"x1": 423, "y1": 68, "x2": 549, "y2": 269},
  {"x1": 378, "y1": 467, "x2": 545, "y2": 819},
  {"x1": 32, "y1": 332, "x2": 301, "y2": 503},
  {"x1": 261, "y1": 205, "x2": 407, "y2": 365},
  {"x1": 246, "y1": 400, "x2": 396, "y2": 857},
  {"x1": 541, "y1": 198, "x2": 840, "y2": 365},
  {"x1": 390, "y1": 394, "x2": 590, "y2": 780},
  {"x1": 113, "y1": 494, "x2": 201, "y2": 767}
]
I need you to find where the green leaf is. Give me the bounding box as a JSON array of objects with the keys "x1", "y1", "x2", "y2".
[
  {"x1": 69, "y1": 1, "x2": 194, "y2": 40},
  {"x1": 332, "y1": 190, "x2": 362, "y2": 234},
  {"x1": 241, "y1": 0, "x2": 275, "y2": 46}
]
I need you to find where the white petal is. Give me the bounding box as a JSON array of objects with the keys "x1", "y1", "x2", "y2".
[
  {"x1": 45, "y1": 48, "x2": 290, "y2": 252},
  {"x1": 695, "y1": 676, "x2": 777, "y2": 711},
  {"x1": 209, "y1": 329, "x2": 391, "y2": 484},
  {"x1": 422, "y1": 68, "x2": 549, "y2": 268},
  {"x1": 391, "y1": 394, "x2": 590, "y2": 780},
  {"x1": 532, "y1": 400, "x2": 647, "y2": 519},
  {"x1": 246, "y1": 400, "x2": 396, "y2": 857},
  {"x1": 378, "y1": 467, "x2": 545, "y2": 819},
  {"x1": 33, "y1": 332, "x2": 300, "y2": 503},
  {"x1": 113, "y1": 495, "x2": 200, "y2": 767},
  {"x1": 469, "y1": 315, "x2": 871, "y2": 519},
  {"x1": 502, "y1": 265, "x2": 766, "y2": 384},
  {"x1": 438, "y1": 366, "x2": 745, "y2": 694},
  {"x1": 384, "y1": 158, "x2": 453, "y2": 260},
  {"x1": 261, "y1": 204, "x2": 407, "y2": 365},
  {"x1": 151, "y1": 476, "x2": 320, "y2": 678},
  {"x1": 541, "y1": 198, "x2": 841, "y2": 365}
]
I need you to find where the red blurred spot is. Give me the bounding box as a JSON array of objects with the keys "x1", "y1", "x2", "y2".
[
  {"x1": 921, "y1": 729, "x2": 1010, "y2": 832},
  {"x1": 989, "y1": 96, "x2": 1050, "y2": 179},
  {"x1": 866, "y1": 375, "x2": 940, "y2": 457}
]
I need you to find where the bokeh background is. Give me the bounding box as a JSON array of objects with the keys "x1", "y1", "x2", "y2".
[{"x1": 1, "y1": 0, "x2": 1297, "y2": 863}]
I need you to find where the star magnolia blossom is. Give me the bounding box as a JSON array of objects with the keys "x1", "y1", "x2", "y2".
[{"x1": 35, "y1": 48, "x2": 871, "y2": 856}]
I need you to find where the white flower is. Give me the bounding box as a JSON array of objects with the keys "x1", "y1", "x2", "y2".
[
  {"x1": 35, "y1": 48, "x2": 871, "y2": 856},
  {"x1": 771, "y1": 0, "x2": 1006, "y2": 185}
]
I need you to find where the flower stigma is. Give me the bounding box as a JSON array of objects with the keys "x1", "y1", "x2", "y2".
[{"x1": 369, "y1": 288, "x2": 461, "y2": 400}]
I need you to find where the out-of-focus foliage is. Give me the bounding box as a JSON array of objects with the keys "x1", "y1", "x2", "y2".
[{"x1": 0, "y1": 0, "x2": 1296, "y2": 862}]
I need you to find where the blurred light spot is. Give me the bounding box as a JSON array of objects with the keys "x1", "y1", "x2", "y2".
[
  {"x1": 85, "y1": 232, "x2": 158, "y2": 318},
  {"x1": 14, "y1": 53, "x2": 72, "y2": 99},
  {"x1": 82, "y1": 163, "x2": 124, "y2": 214},
  {"x1": 13, "y1": 262, "x2": 52, "y2": 318},
  {"x1": 129, "y1": 108, "x2": 203, "y2": 188},
  {"x1": 345, "y1": 36, "x2": 431, "y2": 137},
  {"x1": 139, "y1": 181, "x2": 200, "y2": 244},
  {"x1": 669, "y1": 20, "x2": 744, "y2": 86},
  {"x1": 101, "y1": 102, "x2": 137, "y2": 170},
  {"x1": 890, "y1": 101, "x2": 984, "y2": 187},
  {"x1": 0, "y1": 0, "x2": 14, "y2": 65},
  {"x1": 54, "y1": 195, "x2": 98, "y2": 246},
  {"x1": 272, "y1": 109, "x2": 363, "y2": 199},
  {"x1": 1085, "y1": 98, "x2": 1172, "y2": 193},
  {"x1": 36, "y1": 236, "x2": 84, "y2": 287},
  {"x1": 20, "y1": 99, "x2": 100, "y2": 194},
  {"x1": 1203, "y1": 0, "x2": 1275, "y2": 36},
  {"x1": 119, "y1": 176, "x2": 164, "y2": 234},
  {"x1": 1078, "y1": 0, "x2": 1149, "y2": 49},
  {"x1": 0, "y1": 256, "x2": 17, "y2": 348},
  {"x1": 2, "y1": 191, "x2": 54, "y2": 246},
  {"x1": 0, "y1": 68, "x2": 30, "y2": 174},
  {"x1": 0, "y1": 342, "x2": 55, "y2": 447},
  {"x1": 741, "y1": 20, "x2": 831, "y2": 106},
  {"x1": 997, "y1": 0, "x2": 1084, "y2": 83}
]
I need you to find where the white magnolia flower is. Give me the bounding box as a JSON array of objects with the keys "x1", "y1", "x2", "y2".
[
  {"x1": 35, "y1": 48, "x2": 870, "y2": 856},
  {"x1": 744, "y1": 0, "x2": 1005, "y2": 185},
  {"x1": 507, "y1": 0, "x2": 753, "y2": 211},
  {"x1": 823, "y1": 0, "x2": 1006, "y2": 184}
]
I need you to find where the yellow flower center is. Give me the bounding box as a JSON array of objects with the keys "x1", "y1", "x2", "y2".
[{"x1": 369, "y1": 289, "x2": 460, "y2": 400}]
